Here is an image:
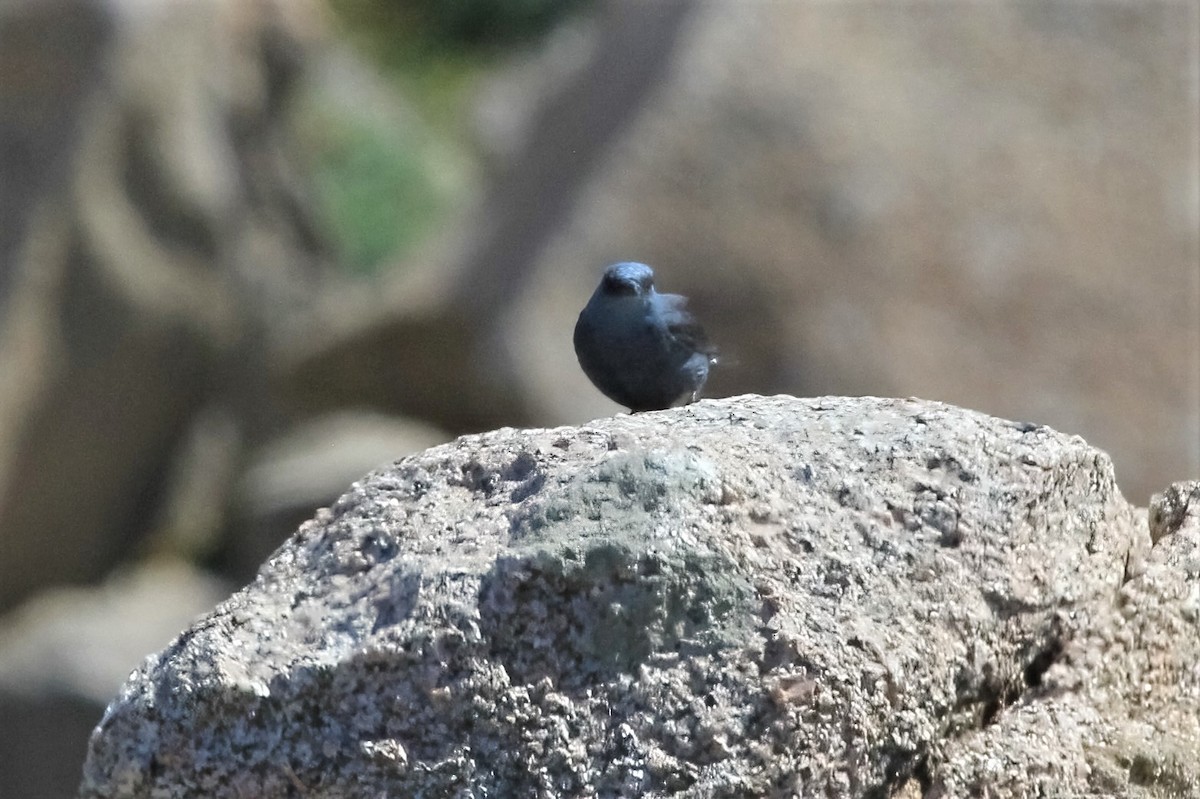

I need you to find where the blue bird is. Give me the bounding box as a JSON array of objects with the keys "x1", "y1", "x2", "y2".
[{"x1": 574, "y1": 262, "x2": 716, "y2": 412}]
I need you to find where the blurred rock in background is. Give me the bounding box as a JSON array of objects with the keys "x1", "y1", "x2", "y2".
[
  {"x1": 0, "y1": 0, "x2": 1196, "y2": 795},
  {"x1": 0, "y1": 0, "x2": 403, "y2": 794},
  {"x1": 289, "y1": 0, "x2": 1198, "y2": 505},
  {"x1": 487, "y1": 2, "x2": 1199, "y2": 504},
  {"x1": 0, "y1": 561, "x2": 230, "y2": 799},
  {"x1": 0, "y1": 0, "x2": 330, "y2": 613},
  {"x1": 280, "y1": 0, "x2": 693, "y2": 433},
  {"x1": 226, "y1": 410, "x2": 447, "y2": 582}
]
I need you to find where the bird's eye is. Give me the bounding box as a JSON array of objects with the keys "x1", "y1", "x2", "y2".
[{"x1": 603, "y1": 275, "x2": 640, "y2": 296}]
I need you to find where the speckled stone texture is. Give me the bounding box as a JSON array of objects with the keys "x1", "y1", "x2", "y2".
[{"x1": 81, "y1": 395, "x2": 1185, "y2": 797}]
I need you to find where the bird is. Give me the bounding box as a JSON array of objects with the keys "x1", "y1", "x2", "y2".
[{"x1": 573, "y1": 261, "x2": 716, "y2": 412}]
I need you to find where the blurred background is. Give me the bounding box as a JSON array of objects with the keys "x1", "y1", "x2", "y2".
[{"x1": 0, "y1": 0, "x2": 1197, "y2": 794}]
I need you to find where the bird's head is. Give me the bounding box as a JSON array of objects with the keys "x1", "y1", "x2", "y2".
[{"x1": 600, "y1": 262, "x2": 656, "y2": 297}]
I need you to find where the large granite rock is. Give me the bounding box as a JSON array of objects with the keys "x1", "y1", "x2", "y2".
[
  {"x1": 933, "y1": 479, "x2": 1200, "y2": 795},
  {"x1": 79, "y1": 395, "x2": 1189, "y2": 797}
]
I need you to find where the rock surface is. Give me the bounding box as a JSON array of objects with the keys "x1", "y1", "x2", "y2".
[
  {"x1": 227, "y1": 411, "x2": 449, "y2": 582},
  {"x1": 79, "y1": 395, "x2": 1186, "y2": 798}
]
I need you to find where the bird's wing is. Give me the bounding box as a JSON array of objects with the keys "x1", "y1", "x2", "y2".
[{"x1": 656, "y1": 293, "x2": 717, "y2": 357}]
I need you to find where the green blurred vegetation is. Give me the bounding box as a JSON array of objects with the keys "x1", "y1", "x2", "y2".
[
  {"x1": 331, "y1": 0, "x2": 592, "y2": 59},
  {"x1": 329, "y1": 0, "x2": 592, "y2": 130},
  {"x1": 301, "y1": 101, "x2": 456, "y2": 276},
  {"x1": 300, "y1": 0, "x2": 591, "y2": 275}
]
